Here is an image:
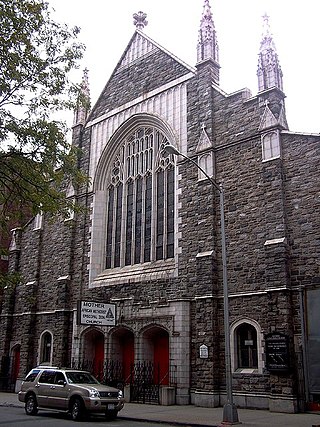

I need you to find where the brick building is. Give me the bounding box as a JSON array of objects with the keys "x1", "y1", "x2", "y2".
[{"x1": 1, "y1": 0, "x2": 319, "y2": 413}]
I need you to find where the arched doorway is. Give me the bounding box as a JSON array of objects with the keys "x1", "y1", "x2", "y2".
[
  {"x1": 142, "y1": 326, "x2": 170, "y2": 385},
  {"x1": 82, "y1": 328, "x2": 105, "y2": 381},
  {"x1": 110, "y1": 327, "x2": 134, "y2": 386},
  {"x1": 130, "y1": 326, "x2": 170, "y2": 403},
  {"x1": 11, "y1": 344, "x2": 20, "y2": 385}
]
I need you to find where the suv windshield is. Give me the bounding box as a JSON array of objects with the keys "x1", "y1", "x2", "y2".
[
  {"x1": 24, "y1": 370, "x2": 40, "y2": 382},
  {"x1": 65, "y1": 371, "x2": 99, "y2": 384}
]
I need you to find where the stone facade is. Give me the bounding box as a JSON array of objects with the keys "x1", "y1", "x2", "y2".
[{"x1": 0, "y1": 0, "x2": 319, "y2": 414}]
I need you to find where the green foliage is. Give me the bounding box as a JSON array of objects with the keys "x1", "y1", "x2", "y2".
[
  {"x1": 0, "y1": 0, "x2": 88, "y2": 227},
  {"x1": 0, "y1": 270, "x2": 21, "y2": 291}
]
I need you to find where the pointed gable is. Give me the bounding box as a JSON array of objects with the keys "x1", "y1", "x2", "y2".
[
  {"x1": 196, "y1": 125, "x2": 212, "y2": 152},
  {"x1": 259, "y1": 103, "x2": 278, "y2": 130},
  {"x1": 118, "y1": 31, "x2": 156, "y2": 70},
  {"x1": 89, "y1": 30, "x2": 194, "y2": 122},
  {"x1": 259, "y1": 101, "x2": 287, "y2": 131}
]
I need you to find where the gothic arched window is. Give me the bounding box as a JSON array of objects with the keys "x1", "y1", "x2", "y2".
[
  {"x1": 235, "y1": 323, "x2": 258, "y2": 369},
  {"x1": 105, "y1": 126, "x2": 174, "y2": 269},
  {"x1": 262, "y1": 131, "x2": 280, "y2": 161},
  {"x1": 40, "y1": 331, "x2": 53, "y2": 364},
  {"x1": 198, "y1": 152, "x2": 213, "y2": 180}
]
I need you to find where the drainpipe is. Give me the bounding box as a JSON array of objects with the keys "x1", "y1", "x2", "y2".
[{"x1": 299, "y1": 286, "x2": 309, "y2": 405}]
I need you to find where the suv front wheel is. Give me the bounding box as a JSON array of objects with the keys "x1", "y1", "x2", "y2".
[
  {"x1": 25, "y1": 394, "x2": 38, "y2": 416},
  {"x1": 70, "y1": 397, "x2": 85, "y2": 421}
]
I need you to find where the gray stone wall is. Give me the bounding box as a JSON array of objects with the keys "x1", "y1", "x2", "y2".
[
  {"x1": 2, "y1": 35, "x2": 319, "y2": 412},
  {"x1": 282, "y1": 133, "x2": 320, "y2": 287},
  {"x1": 90, "y1": 49, "x2": 191, "y2": 122}
]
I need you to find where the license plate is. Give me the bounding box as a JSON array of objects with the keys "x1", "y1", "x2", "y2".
[{"x1": 107, "y1": 404, "x2": 115, "y2": 410}]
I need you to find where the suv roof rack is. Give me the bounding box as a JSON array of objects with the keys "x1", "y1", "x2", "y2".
[
  {"x1": 36, "y1": 365, "x2": 60, "y2": 369},
  {"x1": 60, "y1": 367, "x2": 84, "y2": 370}
]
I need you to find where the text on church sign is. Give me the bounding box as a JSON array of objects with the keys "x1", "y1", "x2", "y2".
[
  {"x1": 77, "y1": 301, "x2": 116, "y2": 326},
  {"x1": 265, "y1": 332, "x2": 290, "y2": 372}
]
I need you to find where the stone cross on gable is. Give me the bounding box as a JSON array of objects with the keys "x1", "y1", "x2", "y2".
[{"x1": 133, "y1": 11, "x2": 148, "y2": 30}]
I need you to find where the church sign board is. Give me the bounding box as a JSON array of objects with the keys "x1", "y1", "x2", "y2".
[
  {"x1": 77, "y1": 301, "x2": 116, "y2": 326},
  {"x1": 199, "y1": 344, "x2": 209, "y2": 359},
  {"x1": 265, "y1": 332, "x2": 290, "y2": 372}
]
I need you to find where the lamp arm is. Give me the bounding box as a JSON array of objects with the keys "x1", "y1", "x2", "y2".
[{"x1": 175, "y1": 151, "x2": 221, "y2": 193}]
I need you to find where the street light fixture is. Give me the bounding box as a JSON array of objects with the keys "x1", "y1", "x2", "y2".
[{"x1": 162, "y1": 144, "x2": 239, "y2": 425}]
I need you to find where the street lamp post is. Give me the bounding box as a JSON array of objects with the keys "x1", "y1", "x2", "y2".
[{"x1": 163, "y1": 144, "x2": 239, "y2": 425}]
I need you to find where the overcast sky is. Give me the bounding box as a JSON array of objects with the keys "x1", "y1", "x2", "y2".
[{"x1": 50, "y1": 0, "x2": 319, "y2": 134}]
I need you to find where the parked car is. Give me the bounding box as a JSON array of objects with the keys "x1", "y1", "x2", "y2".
[{"x1": 18, "y1": 366, "x2": 125, "y2": 421}]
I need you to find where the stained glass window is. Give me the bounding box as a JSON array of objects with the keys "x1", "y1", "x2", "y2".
[{"x1": 105, "y1": 126, "x2": 175, "y2": 269}]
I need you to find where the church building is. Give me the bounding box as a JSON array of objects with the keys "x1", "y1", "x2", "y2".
[{"x1": 1, "y1": 0, "x2": 319, "y2": 413}]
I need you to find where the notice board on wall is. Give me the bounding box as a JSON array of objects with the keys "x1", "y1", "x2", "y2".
[{"x1": 265, "y1": 332, "x2": 290, "y2": 372}]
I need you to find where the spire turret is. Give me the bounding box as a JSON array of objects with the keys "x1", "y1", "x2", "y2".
[
  {"x1": 73, "y1": 68, "x2": 91, "y2": 127},
  {"x1": 257, "y1": 14, "x2": 283, "y2": 92},
  {"x1": 197, "y1": 0, "x2": 219, "y2": 65},
  {"x1": 196, "y1": 0, "x2": 220, "y2": 85}
]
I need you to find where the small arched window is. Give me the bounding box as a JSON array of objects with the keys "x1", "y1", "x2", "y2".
[
  {"x1": 198, "y1": 153, "x2": 213, "y2": 180},
  {"x1": 231, "y1": 319, "x2": 264, "y2": 373},
  {"x1": 40, "y1": 331, "x2": 52, "y2": 364},
  {"x1": 33, "y1": 212, "x2": 43, "y2": 230},
  {"x1": 236, "y1": 323, "x2": 258, "y2": 369},
  {"x1": 262, "y1": 131, "x2": 280, "y2": 161}
]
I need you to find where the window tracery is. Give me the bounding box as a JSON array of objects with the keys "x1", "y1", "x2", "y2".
[{"x1": 105, "y1": 126, "x2": 175, "y2": 269}]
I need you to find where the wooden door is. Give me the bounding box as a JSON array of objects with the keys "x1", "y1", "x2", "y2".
[{"x1": 153, "y1": 333, "x2": 169, "y2": 385}]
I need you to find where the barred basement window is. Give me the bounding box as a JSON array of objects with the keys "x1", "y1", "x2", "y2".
[{"x1": 105, "y1": 126, "x2": 175, "y2": 269}]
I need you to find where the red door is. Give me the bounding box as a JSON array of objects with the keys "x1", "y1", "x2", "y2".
[
  {"x1": 12, "y1": 346, "x2": 20, "y2": 382},
  {"x1": 153, "y1": 333, "x2": 169, "y2": 385},
  {"x1": 93, "y1": 335, "x2": 104, "y2": 380},
  {"x1": 122, "y1": 335, "x2": 134, "y2": 382}
]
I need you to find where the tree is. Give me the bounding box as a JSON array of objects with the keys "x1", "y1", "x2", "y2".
[{"x1": 0, "y1": 0, "x2": 88, "y2": 229}]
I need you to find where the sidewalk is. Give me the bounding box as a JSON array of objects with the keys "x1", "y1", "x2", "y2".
[{"x1": 1, "y1": 391, "x2": 320, "y2": 427}]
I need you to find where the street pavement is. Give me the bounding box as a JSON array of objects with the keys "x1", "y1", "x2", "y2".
[{"x1": 1, "y1": 391, "x2": 320, "y2": 427}]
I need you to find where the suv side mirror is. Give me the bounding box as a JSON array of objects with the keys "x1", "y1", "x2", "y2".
[{"x1": 57, "y1": 380, "x2": 66, "y2": 386}]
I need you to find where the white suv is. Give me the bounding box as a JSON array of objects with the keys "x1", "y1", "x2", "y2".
[{"x1": 18, "y1": 366, "x2": 125, "y2": 421}]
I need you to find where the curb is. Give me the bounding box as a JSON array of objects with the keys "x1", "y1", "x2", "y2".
[
  {"x1": 0, "y1": 403, "x2": 23, "y2": 408},
  {"x1": 0, "y1": 403, "x2": 218, "y2": 427},
  {"x1": 119, "y1": 416, "x2": 218, "y2": 427}
]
